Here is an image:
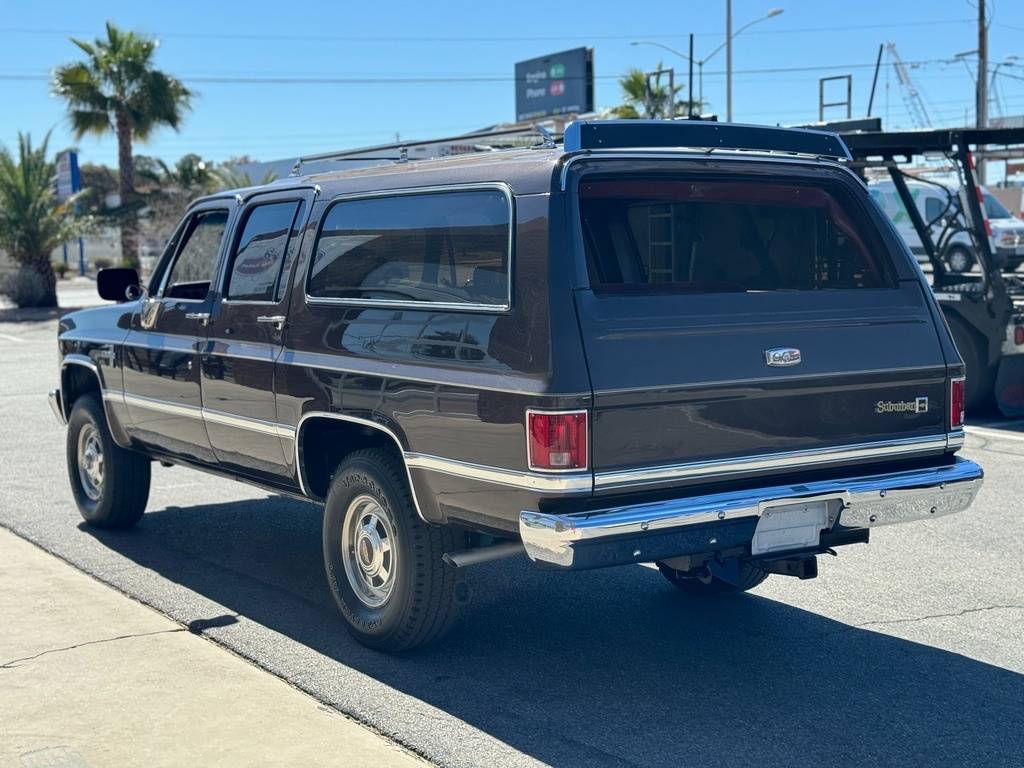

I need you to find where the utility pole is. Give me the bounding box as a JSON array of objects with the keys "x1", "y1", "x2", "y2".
[
  {"x1": 688, "y1": 33, "x2": 695, "y2": 117},
  {"x1": 976, "y1": 0, "x2": 987, "y2": 129},
  {"x1": 726, "y1": 0, "x2": 733, "y2": 121},
  {"x1": 977, "y1": 0, "x2": 988, "y2": 182}
]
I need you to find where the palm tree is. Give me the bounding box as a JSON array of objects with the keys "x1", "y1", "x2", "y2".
[
  {"x1": 52, "y1": 22, "x2": 192, "y2": 269},
  {"x1": 211, "y1": 164, "x2": 278, "y2": 192},
  {"x1": 611, "y1": 64, "x2": 699, "y2": 119},
  {"x1": 0, "y1": 133, "x2": 82, "y2": 308}
]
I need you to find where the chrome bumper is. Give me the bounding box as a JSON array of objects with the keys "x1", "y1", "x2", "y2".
[
  {"x1": 519, "y1": 458, "x2": 983, "y2": 569},
  {"x1": 48, "y1": 388, "x2": 66, "y2": 425}
]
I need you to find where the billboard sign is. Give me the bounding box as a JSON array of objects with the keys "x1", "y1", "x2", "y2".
[
  {"x1": 56, "y1": 150, "x2": 81, "y2": 201},
  {"x1": 515, "y1": 48, "x2": 593, "y2": 122}
]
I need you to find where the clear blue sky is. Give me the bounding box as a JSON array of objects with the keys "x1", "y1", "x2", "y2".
[{"x1": 1, "y1": 0, "x2": 1021, "y2": 167}]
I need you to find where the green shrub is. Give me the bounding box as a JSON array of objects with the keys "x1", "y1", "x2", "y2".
[
  {"x1": 0, "y1": 268, "x2": 50, "y2": 307},
  {"x1": 92, "y1": 256, "x2": 113, "y2": 271},
  {"x1": 54, "y1": 261, "x2": 71, "y2": 279}
]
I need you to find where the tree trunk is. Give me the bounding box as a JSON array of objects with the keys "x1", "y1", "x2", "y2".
[{"x1": 116, "y1": 110, "x2": 139, "y2": 270}]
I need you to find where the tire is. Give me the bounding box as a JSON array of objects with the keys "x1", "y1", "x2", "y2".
[
  {"x1": 944, "y1": 246, "x2": 974, "y2": 274},
  {"x1": 947, "y1": 315, "x2": 995, "y2": 413},
  {"x1": 657, "y1": 560, "x2": 768, "y2": 596},
  {"x1": 66, "y1": 393, "x2": 151, "y2": 528},
  {"x1": 322, "y1": 448, "x2": 464, "y2": 652}
]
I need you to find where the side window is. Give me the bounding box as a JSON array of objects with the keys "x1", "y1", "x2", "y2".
[
  {"x1": 163, "y1": 210, "x2": 229, "y2": 300},
  {"x1": 307, "y1": 189, "x2": 511, "y2": 308},
  {"x1": 924, "y1": 196, "x2": 945, "y2": 224},
  {"x1": 276, "y1": 200, "x2": 307, "y2": 302},
  {"x1": 225, "y1": 201, "x2": 301, "y2": 302}
]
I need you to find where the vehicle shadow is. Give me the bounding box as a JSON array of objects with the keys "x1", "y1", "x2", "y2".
[{"x1": 82, "y1": 496, "x2": 1023, "y2": 767}]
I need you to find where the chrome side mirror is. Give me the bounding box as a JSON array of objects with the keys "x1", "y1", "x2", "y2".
[{"x1": 125, "y1": 283, "x2": 147, "y2": 301}]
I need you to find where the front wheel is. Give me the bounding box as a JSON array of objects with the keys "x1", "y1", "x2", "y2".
[
  {"x1": 944, "y1": 246, "x2": 974, "y2": 274},
  {"x1": 322, "y1": 448, "x2": 464, "y2": 651},
  {"x1": 657, "y1": 560, "x2": 769, "y2": 596},
  {"x1": 66, "y1": 393, "x2": 151, "y2": 528}
]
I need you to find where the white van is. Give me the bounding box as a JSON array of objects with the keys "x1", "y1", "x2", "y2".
[{"x1": 868, "y1": 179, "x2": 1024, "y2": 272}]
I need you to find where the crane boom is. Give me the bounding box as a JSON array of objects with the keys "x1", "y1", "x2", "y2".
[{"x1": 885, "y1": 43, "x2": 932, "y2": 129}]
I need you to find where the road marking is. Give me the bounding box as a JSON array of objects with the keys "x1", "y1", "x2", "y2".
[
  {"x1": 966, "y1": 425, "x2": 1024, "y2": 443},
  {"x1": 0, "y1": 332, "x2": 25, "y2": 343}
]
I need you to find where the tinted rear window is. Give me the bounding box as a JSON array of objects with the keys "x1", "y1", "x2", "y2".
[
  {"x1": 308, "y1": 189, "x2": 511, "y2": 307},
  {"x1": 579, "y1": 177, "x2": 894, "y2": 292}
]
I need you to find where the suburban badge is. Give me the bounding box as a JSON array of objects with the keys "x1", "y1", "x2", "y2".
[{"x1": 876, "y1": 397, "x2": 929, "y2": 414}]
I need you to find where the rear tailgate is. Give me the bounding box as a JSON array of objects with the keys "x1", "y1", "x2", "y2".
[{"x1": 573, "y1": 166, "x2": 951, "y2": 492}]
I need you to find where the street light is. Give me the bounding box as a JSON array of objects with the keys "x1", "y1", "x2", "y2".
[
  {"x1": 631, "y1": 6, "x2": 783, "y2": 121},
  {"x1": 989, "y1": 55, "x2": 1019, "y2": 117}
]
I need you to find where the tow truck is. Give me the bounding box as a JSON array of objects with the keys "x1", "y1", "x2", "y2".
[{"x1": 841, "y1": 125, "x2": 1024, "y2": 415}]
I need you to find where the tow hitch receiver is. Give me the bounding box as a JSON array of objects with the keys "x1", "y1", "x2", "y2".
[{"x1": 761, "y1": 555, "x2": 818, "y2": 580}]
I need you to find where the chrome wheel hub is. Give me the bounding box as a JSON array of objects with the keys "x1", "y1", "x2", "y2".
[
  {"x1": 77, "y1": 424, "x2": 104, "y2": 501},
  {"x1": 341, "y1": 495, "x2": 396, "y2": 608}
]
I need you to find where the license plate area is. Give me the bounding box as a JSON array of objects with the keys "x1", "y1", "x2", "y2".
[{"x1": 751, "y1": 494, "x2": 845, "y2": 556}]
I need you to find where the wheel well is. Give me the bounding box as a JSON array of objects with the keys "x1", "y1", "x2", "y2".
[
  {"x1": 62, "y1": 363, "x2": 101, "y2": 412},
  {"x1": 298, "y1": 417, "x2": 398, "y2": 501}
]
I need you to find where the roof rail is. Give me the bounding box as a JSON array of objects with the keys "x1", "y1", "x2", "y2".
[
  {"x1": 563, "y1": 119, "x2": 852, "y2": 160},
  {"x1": 290, "y1": 124, "x2": 555, "y2": 175}
]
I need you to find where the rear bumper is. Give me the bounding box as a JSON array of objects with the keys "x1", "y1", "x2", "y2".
[
  {"x1": 519, "y1": 458, "x2": 983, "y2": 569},
  {"x1": 48, "y1": 388, "x2": 66, "y2": 425}
]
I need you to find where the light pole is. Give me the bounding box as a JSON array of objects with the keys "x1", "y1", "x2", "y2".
[
  {"x1": 631, "y1": 7, "x2": 783, "y2": 121},
  {"x1": 989, "y1": 56, "x2": 1019, "y2": 117}
]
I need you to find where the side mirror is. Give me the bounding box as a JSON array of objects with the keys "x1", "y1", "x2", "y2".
[{"x1": 97, "y1": 267, "x2": 142, "y2": 302}]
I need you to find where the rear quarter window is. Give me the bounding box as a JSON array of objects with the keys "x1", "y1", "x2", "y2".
[
  {"x1": 307, "y1": 188, "x2": 512, "y2": 309},
  {"x1": 579, "y1": 176, "x2": 896, "y2": 293}
]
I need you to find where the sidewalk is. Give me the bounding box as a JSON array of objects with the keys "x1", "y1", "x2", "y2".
[{"x1": 0, "y1": 528, "x2": 426, "y2": 768}]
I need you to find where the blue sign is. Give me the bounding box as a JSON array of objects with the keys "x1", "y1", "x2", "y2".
[{"x1": 56, "y1": 150, "x2": 81, "y2": 201}]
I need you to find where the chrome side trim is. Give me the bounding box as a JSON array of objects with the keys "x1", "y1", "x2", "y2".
[
  {"x1": 520, "y1": 458, "x2": 984, "y2": 567},
  {"x1": 122, "y1": 391, "x2": 202, "y2": 419},
  {"x1": 304, "y1": 182, "x2": 515, "y2": 313},
  {"x1": 405, "y1": 453, "x2": 591, "y2": 493},
  {"x1": 593, "y1": 435, "x2": 950, "y2": 490},
  {"x1": 48, "y1": 388, "x2": 66, "y2": 425},
  {"x1": 947, "y1": 430, "x2": 966, "y2": 449},
  {"x1": 294, "y1": 411, "x2": 430, "y2": 523},
  {"x1": 121, "y1": 392, "x2": 297, "y2": 440},
  {"x1": 201, "y1": 407, "x2": 297, "y2": 440}
]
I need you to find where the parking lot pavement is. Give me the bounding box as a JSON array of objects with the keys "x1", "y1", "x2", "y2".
[
  {"x1": 0, "y1": 528, "x2": 425, "y2": 768},
  {"x1": 1, "y1": 317, "x2": 1022, "y2": 768}
]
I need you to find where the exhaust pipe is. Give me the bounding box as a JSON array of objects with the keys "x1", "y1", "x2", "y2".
[{"x1": 442, "y1": 541, "x2": 525, "y2": 568}]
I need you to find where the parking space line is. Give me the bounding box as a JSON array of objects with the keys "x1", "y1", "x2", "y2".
[
  {"x1": 0, "y1": 333, "x2": 25, "y2": 343},
  {"x1": 966, "y1": 425, "x2": 1024, "y2": 443}
]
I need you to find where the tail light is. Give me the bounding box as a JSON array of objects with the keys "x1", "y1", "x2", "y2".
[
  {"x1": 1015, "y1": 325, "x2": 1024, "y2": 346},
  {"x1": 527, "y1": 409, "x2": 588, "y2": 471},
  {"x1": 950, "y1": 377, "x2": 965, "y2": 429}
]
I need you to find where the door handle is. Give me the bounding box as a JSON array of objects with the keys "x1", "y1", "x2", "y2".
[
  {"x1": 185, "y1": 311, "x2": 211, "y2": 326},
  {"x1": 257, "y1": 315, "x2": 286, "y2": 329}
]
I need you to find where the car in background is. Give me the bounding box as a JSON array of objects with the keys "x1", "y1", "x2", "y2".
[{"x1": 869, "y1": 179, "x2": 1024, "y2": 273}]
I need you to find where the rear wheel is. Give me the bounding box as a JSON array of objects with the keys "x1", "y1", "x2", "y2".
[
  {"x1": 657, "y1": 560, "x2": 769, "y2": 596},
  {"x1": 322, "y1": 448, "x2": 464, "y2": 651},
  {"x1": 66, "y1": 393, "x2": 151, "y2": 528},
  {"x1": 947, "y1": 314, "x2": 995, "y2": 413}
]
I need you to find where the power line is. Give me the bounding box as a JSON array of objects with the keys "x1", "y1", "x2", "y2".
[{"x1": 0, "y1": 19, "x2": 974, "y2": 43}]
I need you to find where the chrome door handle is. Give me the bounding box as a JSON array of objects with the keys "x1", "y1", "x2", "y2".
[
  {"x1": 257, "y1": 315, "x2": 286, "y2": 329},
  {"x1": 185, "y1": 311, "x2": 210, "y2": 326}
]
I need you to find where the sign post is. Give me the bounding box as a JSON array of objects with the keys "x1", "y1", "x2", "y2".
[{"x1": 55, "y1": 150, "x2": 84, "y2": 276}]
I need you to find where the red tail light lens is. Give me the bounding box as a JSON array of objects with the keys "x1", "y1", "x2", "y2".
[
  {"x1": 1015, "y1": 325, "x2": 1024, "y2": 346},
  {"x1": 950, "y1": 377, "x2": 965, "y2": 429},
  {"x1": 527, "y1": 410, "x2": 588, "y2": 471}
]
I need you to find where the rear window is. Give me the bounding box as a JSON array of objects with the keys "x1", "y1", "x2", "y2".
[
  {"x1": 579, "y1": 177, "x2": 894, "y2": 292},
  {"x1": 307, "y1": 189, "x2": 511, "y2": 308}
]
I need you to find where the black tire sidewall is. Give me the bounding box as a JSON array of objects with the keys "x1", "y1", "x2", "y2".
[
  {"x1": 66, "y1": 394, "x2": 112, "y2": 524},
  {"x1": 322, "y1": 455, "x2": 416, "y2": 644}
]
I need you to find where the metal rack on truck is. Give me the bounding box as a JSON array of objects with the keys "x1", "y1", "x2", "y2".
[{"x1": 841, "y1": 125, "x2": 1024, "y2": 415}]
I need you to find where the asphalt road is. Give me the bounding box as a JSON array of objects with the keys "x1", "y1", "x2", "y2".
[{"x1": 2, "y1": 316, "x2": 1022, "y2": 768}]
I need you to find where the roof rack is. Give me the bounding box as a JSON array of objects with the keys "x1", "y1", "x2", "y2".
[
  {"x1": 290, "y1": 124, "x2": 554, "y2": 175},
  {"x1": 563, "y1": 119, "x2": 851, "y2": 160}
]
